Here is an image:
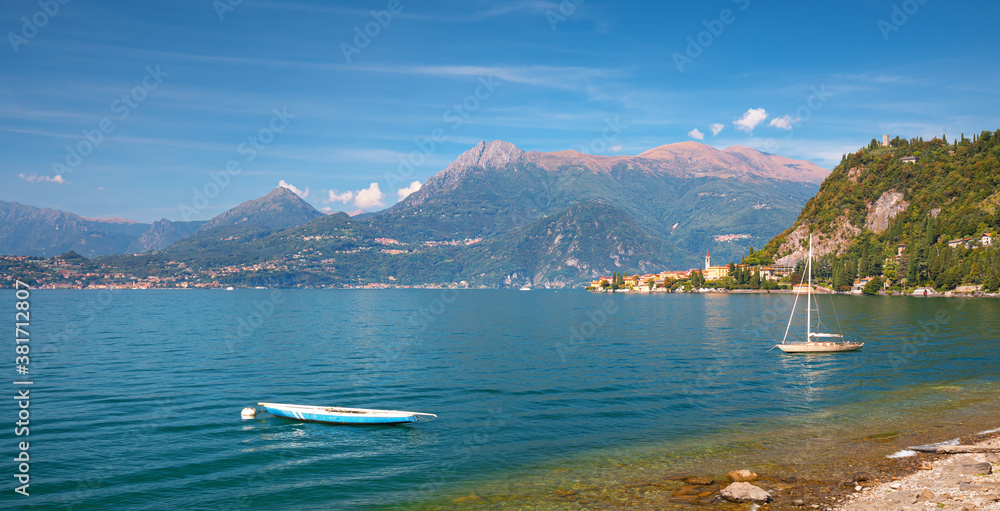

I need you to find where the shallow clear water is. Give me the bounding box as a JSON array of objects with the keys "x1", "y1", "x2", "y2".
[{"x1": 3, "y1": 290, "x2": 998, "y2": 510}]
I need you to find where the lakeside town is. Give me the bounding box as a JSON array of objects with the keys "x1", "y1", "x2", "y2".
[
  {"x1": 10, "y1": 230, "x2": 994, "y2": 297},
  {"x1": 0, "y1": 253, "x2": 483, "y2": 290},
  {"x1": 589, "y1": 231, "x2": 997, "y2": 297}
]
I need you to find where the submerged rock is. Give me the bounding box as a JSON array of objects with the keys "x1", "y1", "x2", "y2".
[
  {"x1": 720, "y1": 482, "x2": 771, "y2": 503},
  {"x1": 683, "y1": 476, "x2": 714, "y2": 485},
  {"x1": 727, "y1": 469, "x2": 759, "y2": 482}
]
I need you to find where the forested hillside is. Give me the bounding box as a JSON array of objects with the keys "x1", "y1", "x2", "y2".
[{"x1": 750, "y1": 130, "x2": 1000, "y2": 292}]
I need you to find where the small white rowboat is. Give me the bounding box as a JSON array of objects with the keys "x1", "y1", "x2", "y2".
[{"x1": 257, "y1": 402, "x2": 437, "y2": 425}]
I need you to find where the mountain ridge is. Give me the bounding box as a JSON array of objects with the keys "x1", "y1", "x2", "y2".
[
  {"x1": 0, "y1": 186, "x2": 321, "y2": 257},
  {"x1": 0, "y1": 201, "x2": 203, "y2": 257},
  {"x1": 430, "y1": 140, "x2": 829, "y2": 184},
  {"x1": 380, "y1": 139, "x2": 822, "y2": 269},
  {"x1": 198, "y1": 186, "x2": 323, "y2": 232}
]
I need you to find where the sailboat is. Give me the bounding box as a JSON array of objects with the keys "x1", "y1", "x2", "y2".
[{"x1": 775, "y1": 234, "x2": 863, "y2": 354}]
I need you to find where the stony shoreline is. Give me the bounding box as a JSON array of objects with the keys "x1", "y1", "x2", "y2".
[
  {"x1": 706, "y1": 429, "x2": 1000, "y2": 511},
  {"x1": 619, "y1": 429, "x2": 1000, "y2": 510},
  {"x1": 833, "y1": 434, "x2": 1000, "y2": 511}
]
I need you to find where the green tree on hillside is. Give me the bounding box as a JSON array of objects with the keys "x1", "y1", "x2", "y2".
[
  {"x1": 984, "y1": 271, "x2": 999, "y2": 292},
  {"x1": 862, "y1": 277, "x2": 884, "y2": 295}
]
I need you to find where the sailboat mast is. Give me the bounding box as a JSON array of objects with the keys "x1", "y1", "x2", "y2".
[{"x1": 807, "y1": 234, "x2": 813, "y2": 341}]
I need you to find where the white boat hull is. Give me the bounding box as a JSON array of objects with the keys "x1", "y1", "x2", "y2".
[
  {"x1": 776, "y1": 342, "x2": 863, "y2": 353},
  {"x1": 257, "y1": 402, "x2": 436, "y2": 425}
]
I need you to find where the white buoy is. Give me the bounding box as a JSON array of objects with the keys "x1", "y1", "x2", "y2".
[{"x1": 241, "y1": 407, "x2": 257, "y2": 419}]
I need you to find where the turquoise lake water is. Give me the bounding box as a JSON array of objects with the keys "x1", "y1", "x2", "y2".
[{"x1": 2, "y1": 289, "x2": 998, "y2": 510}]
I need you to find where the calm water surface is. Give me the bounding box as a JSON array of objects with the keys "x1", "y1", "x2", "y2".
[{"x1": 3, "y1": 290, "x2": 998, "y2": 510}]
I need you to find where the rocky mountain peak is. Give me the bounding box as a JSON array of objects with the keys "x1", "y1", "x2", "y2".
[
  {"x1": 264, "y1": 186, "x2": 302, "y2": 200},
  {"x1": 198, "y1": 186, "x2": 322, "y2": 232},
  {"x1": 446, "y1": 140, "x2": 524, "y2": 171}
]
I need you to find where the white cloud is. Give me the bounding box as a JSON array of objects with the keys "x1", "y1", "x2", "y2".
[
  {"x1": 320, "y1": 206, "x2": 334, "y2": 214},
  {"x1": 397, "y1": 180, "x2": 421, "y2": 200},
  {"x1": 354, "y1": 182, "x2": 385, "y2": 209},
  {"x1": 19, "y1": 173, "x2": 67, "y2": 184},
  {"x1": 710, "y1": 123, "x2": 724, "y2": 136},
  {"x1": 610, "y1": 145, "x2": 622, "y2": 152},
  {"x1": 769, "y1": 115, "x2": 797, "y2": 130},
  {"x1": 687, "y1": 128, "x2": 705, "y2": 140},
  {"x1": 278, "y1": 179, "x2": 309, "y2": 198},
  {"x1": 327, "y1": 189, "x2": 354, "y2": 204},
  {"x1": 733, "y1": 108, "x2": 768, "y2": 134}
]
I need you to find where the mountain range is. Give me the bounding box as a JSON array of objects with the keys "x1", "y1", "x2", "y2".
[
  {"x1": 0, "y1": 201, "x2": 203, "y2": 257},
  {"x1": 4, "y1": 140, "x2": 829, "y2": 287},
  {"x1": 0, "y1": 187, "x2": 327, "y2": 258},
  {"x1": 369, "y1": 140, "x2": 823, "y2": 276}
]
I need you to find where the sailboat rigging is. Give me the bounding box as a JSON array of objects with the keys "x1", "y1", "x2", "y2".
[{"x1": 774, "y1": 234, "x2": 863, "y2": 354}]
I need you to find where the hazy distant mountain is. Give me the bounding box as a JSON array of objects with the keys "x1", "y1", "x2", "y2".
[
  {"x1": 0, "y1": 201, "x2": 204, "y2": 257},
  {"x1": 127, "y1": 218, "x2": 204, "y2": 253},
  {"x1": 197, "y1": 187, "x2": 323, "y2": 232},
  {"x1": 0, "y1": 187, "x2": 322, "y2": 258}
]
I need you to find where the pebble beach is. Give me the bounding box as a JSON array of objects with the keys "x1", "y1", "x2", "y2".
[{"x1": 833, "y1": 434, "x2": 1000, "y2": 511}]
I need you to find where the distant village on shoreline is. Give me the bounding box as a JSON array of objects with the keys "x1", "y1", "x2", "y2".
[
  {"x1": 588, "y1": 237, "x2": 998, "y2": 298},
  {"x1": 1, "y1": 234, "x2": 994, "y2": 297}
]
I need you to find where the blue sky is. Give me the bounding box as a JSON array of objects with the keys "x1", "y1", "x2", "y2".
[{"x1": 2, "y1": 0, "x2": 999, "y2": 222}]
